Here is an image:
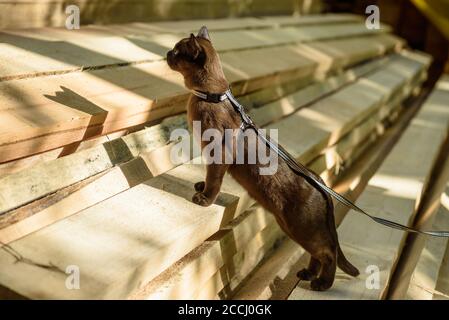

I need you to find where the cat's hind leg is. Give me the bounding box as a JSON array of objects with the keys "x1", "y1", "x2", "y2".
[
  {"x1": 297, "y1": 257, "x2": 320, "y2": 281},
  {"x1": 310, "y1": 248, "x2": 337, "y2": 291}
]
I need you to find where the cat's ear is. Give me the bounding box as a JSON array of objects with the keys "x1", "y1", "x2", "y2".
[
  {"x1": 197, "y1": 26, "x2": 210, "y2": 41},
  {"x1": 188, "y1": 33, "x2": 201, "y2": 59}
]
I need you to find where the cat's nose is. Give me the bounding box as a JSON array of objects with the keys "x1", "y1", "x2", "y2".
[{"x1": 167, "y1": 50, "x2": 173, "y2": 59}]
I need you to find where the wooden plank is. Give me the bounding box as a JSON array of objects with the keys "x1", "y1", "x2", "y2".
[
  {"x1": 0, "y1": 107, "x2": 406, "y2": 302},
  {"x1": 386, "y1": 95, "x2": 449, "y2": 300},
  {"x1": 232, "y1": 237, "x2": 304, "y2": 300},
  {"x1": 306, "y1": 66, "x2": 427, "y2": 179},
  {"x1": 0, "y1": 181, "x2": 242, "y2": 299},
  {"x1": 0, "y1": 1, "x2": 355, "y2": 30},
  {"x1": 54, "y1": 13, "x2": 358, "y2": 41},
  {"x1": 258, "y1": 14, "x2": 363, "y2": 27},
  {"x1": 0, "y1": 53, "x2": 428, "y2": 246},
  {"x1": 139, "y1": 14, "x2": 363, "y2": 34},
  {"x1": 0, "y1": 107, "x2": 387, "y2": 274},
  {"x1": 0, "y1": 158, "x2": 252, "y2": 299},
  {"x1": 1, "y1": 53, "x2": 422, "y2": 222},
  {"x1": 0, "y1": 52, "x2": 388, "y2": 178},
  {"x1": 308, "y1": 110, "x2": 391, "y2": 182},
  {"x1": 266, "y1": 53, "x2": 428, "y2": 164},
  {"x1": 396, "y1": 77, "x2": 449, "y2": 299},
  {"x1": 0, "y1": 58, "x2": 314, "y2": 178},
  {"x1": 129, "y1": 206, "x2": 276, "y2": 300},
  {"x1": 249, "y1": 56, "x2": 390, "y2": 126},
  {"x1": 288, "y1": 76, "x2": 449, "y2": 300},
  {"x1": 196, "y1": 223, "x2": 285, "y2": 300},
  {"x1": 307, "y1": 65, "x2": 428, "y2": 184},
  {"x1": 0, "y1": 0, "x2": 307, "y2": 29},
  {"x1": 205, "y1": 23, "x2": 391, "y2": 54},
  {"x1": 434, "y1": 234, "x2": 449, "y2": 299},
  {"x1": 231, "y1": 146, "x2": 376, "y2": 300},
  {"x1": 239, "y1": 91, "x2": 431, "y2": 300},
  {"x1": 130, "y1": 112, "x2": 389, "y2": 300},
  {"x1": 0, "y1": 54, "x2": 429, "y2": 300},
  {"x1": 131, "y1": 94, "x2": 411, "y2": 300},
  {"x1": 199, "y1": 139, "x2": 405, "y2": 301},
  {"x1": 0, "y1": 54, "x2": 397, "y2": 215},
  {"x1": 406, "y1": 185, "x2": 449, "y2": 299},
  {"x1": 0, "y1": 21, "x2": 389, "y2": 81},
  {"x1": 0, "y1": 129, "x2": 129, "y2": 177},
  {"x1": 0, "y1": 34, "x2": 403, "y2": 164},
  {"x1": 0, "y1": 157, "x2": 154, "y2": 244},
  {"x1": 309, "y1": 59, "x2": 426, "y2": 180}
]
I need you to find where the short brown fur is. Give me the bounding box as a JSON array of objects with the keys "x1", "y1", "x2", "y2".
[{"x1": 166, "y1": 27, "x2": 359, "y2": 291}]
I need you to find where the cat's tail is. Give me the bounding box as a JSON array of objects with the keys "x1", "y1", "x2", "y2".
[
  {"x1": 307, "y1": 170, "x2": 360, "y2": 277},
  {"x1": 337, "y1": 245, "x2": 360, "y2": 277},
  {"x1": 321, "y1": 181, "x2": 360, "y2": 277}
]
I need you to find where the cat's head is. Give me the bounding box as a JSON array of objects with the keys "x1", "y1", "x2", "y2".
[{"x1": 166, "y1": 26, "x2": 226, "y2": 90}]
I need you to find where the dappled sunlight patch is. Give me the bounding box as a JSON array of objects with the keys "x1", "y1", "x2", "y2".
[
  {"x1": 0, "y1": 43, "x2": 78, "y2": 77},
  {"x1": 436, "y1": 76, "x2": 449, "y2": 91},
  {"x1": 71, "y1": 36, "x2": 164, "y2": 61},
  {"x1": 278, "y1": 97, "x2": 297, "y2": 115},
  {"x1": 359, "y1": 75, "x2": 397, "y2": 97},
  {"x1": 296, "y1": 43, "x2": 335, "y2": 74},
  {"x1": 322, "y1": 146, "x2": 342, "y2": 172},
  {"x1": 441, "y1": 191, "x2": 449, "y2": 212},
  {"x1": 411, "y1": 117, "x2": 446, "y2": 131},
  {"x1": 221, "y1": 61, "x2": 252, "y2": 80},
  {"x1": 424, "y1": 93, "x2": 449, "y2": 114},
  {"x1": 369, "y1": 173, "x2": 422, "y2": 200},
  {"x1": 299, "y1": 106, "x2": 343, "y2": 132}
]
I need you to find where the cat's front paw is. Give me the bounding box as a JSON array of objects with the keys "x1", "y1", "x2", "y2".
[
  {"x1": 194, "y1": 181, "x2": 205, "y2": 192},
  {"x1": 192, "y1": 192, "x2": 212, "y2": 207}
]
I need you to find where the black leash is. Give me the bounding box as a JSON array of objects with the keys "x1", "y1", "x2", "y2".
[{"x1": 191, "y1": 88, "x2": 449, "y2": 238}]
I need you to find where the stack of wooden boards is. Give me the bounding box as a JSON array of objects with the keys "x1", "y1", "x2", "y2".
[
  {"x1": 0, "y1": 14, "x2": 441, "y2": 299},
  {"x1": 0, "y1": 13, "x2": 399, "y2": 166},
  {"x1": 287, "y1": 75, "x2": 449, "y2": 300},
  {"x1": 403, "y1": 75, "x2": 449, "y2": 300},
  {"x1": 0, "y1": 0, "x2": 324, "y2": 29}
]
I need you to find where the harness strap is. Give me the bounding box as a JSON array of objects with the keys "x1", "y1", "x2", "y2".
[
  {"x1": 191, "y1": 89, "x2": 228, "y2": 103},
  {"x1": 191, "y1": 89, "x2": 449, "y2": 238}
]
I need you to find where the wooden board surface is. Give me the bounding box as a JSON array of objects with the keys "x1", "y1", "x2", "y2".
[
  {"x1": 130, "y1": 118, "x2": 383, "y2": 300},
  {"x1": 130, "y1": 206, "x2": 278, "y2": 299},
  {"x1": 0, "y1": 0, "x2": 325, "y2": 29},
  {"x1": 0, "y1": 53, "x2": 415, "y2": 217},
  {"x1": 0, "y1": 52, "x2": 428, "y2": 249},
  {"x1": 0, "y1": 21, "x2": 390, "y2": 81},
  {"x1": 406, "y1": 185, "x2": 449, "y2": 299},
  {"x1": 197, "y1": 224, "x2": 284, "y2": 300},
  {"x1": 0, "y1": 34, "x2": 403, "y2": 164},
  {"x1": 132, "y1": 83, "x2": 427, "y2": 300},
  {"x1": 288, "y1": 76, "x2": 449, "y2": 300},
  {"x1": 232, "y1": 237, "x2": 304, "y2": 300},
  {"x1": 405, "y1": 77, "x2": 449, "y2": 300},
  {"x1": 234, "y1": 85, "x2": 431, "y2": 300},
  {"x1": 233, "y1": 89, "x2": 427, "y2": 300},
  {"x1": 435, "y1": 223, "x2": 449, "y2": 299},
  {"x1": 233, "y1": 108, "x2": 416, "y2": 300},
  {"x1": 142, "y1": 14, "x2": 363, "y2": 34},
  {"x1": 0, "y1": 53, "x2": 429, "y2": 299}
]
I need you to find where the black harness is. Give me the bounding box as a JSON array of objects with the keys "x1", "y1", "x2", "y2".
[{"x1": 191, "y1": 88, "x2": 449, "y2": 238}]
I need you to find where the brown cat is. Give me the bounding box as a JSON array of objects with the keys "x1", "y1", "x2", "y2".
[{"x1": 166, "y1": 26, "x2": 359, "y2": 291}]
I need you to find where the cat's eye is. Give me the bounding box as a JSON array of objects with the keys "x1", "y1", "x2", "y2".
[{"x1": 173, "y1": 49, "x2": 179, "y2": 56}]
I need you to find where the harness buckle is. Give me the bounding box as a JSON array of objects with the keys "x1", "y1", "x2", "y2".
[
  {"x1": 208, "y1": 93, "x2": 223, "y2": 103},
  {"x1": 239, "y1": 121, "x2": 253, "y2": 131}
]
